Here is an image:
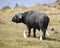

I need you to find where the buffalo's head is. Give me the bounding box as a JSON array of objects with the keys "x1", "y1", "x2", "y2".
[{"x1": 12, "y1": 13, "x2": 23, "y2": 23}]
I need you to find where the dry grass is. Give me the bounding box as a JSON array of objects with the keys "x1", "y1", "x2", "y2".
[{"x1": 0, "y1": 6, "x2": 60, "y2": 48}]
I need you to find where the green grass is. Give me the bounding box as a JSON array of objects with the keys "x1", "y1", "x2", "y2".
[{"x1": 0, "y1": 8, "x2": 60, "y2": 48}]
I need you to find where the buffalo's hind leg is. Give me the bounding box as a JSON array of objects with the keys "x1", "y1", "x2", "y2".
[
  {"x1": 33, "y1": 28, "x2": 36, "y2": 37},
  {"x1": 41, "y1": 28, "x2": 46, "y2": 40}
]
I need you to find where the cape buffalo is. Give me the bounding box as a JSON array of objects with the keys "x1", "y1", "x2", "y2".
[{"x1": 12, "y1": 11, "x2": 50, "y2": 40}]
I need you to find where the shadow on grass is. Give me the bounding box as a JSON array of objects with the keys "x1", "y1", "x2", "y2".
[
  {"x1": 46, "y1": 37, "x2": 60, "y2": 42},
  {"x1": 36, "y1": 36, "x2": 60, "y2": 42},
  {"x1": 26, "y1": 35, "x2": 60, "y2": 42}
]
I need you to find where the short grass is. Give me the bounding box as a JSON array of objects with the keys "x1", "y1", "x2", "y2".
[{"x1": 0, "y1": 7, "x2": 60, "y2": 48}]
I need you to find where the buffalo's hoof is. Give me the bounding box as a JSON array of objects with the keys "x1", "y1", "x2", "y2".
[
  {"x1": 33, "y1": 35, "x2": 36, "y2": 37},
  {"x1": 42, "y1": 36, "x2": 46, "y2": 40}
]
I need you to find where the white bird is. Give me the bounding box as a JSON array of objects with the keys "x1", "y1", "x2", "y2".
[
  {"x1": 39, "y1": 31, "x2": 49, "y2": 41},
  {"x1": 40, "y1": 36, "x2": 42, "y2": 41},
  {"x1": 23, "y1": 30, "x2": 27, "y2": 38},
  {"x1": 47, "y1": 26, "x2": 54, "y2": 31}
]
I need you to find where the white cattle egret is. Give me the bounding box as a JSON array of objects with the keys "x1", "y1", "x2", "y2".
[
  {"x1": 40, "y1": 36, "x2": 42, "y2": 41},
  {"x1": 23, "y1": 30, "x2": 27, "y2": 38}
]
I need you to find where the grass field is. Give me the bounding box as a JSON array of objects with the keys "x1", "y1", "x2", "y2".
[{"x1": 0, "y1": 6, "x2": 60, "y2": 48}]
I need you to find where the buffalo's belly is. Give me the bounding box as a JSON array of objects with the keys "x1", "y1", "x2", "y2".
[{"x1": 30, "y1": 23, "x2": 40, "y2": 30}]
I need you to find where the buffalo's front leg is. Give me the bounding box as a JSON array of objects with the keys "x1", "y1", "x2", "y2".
[
  {"x1": 33, "y1": 28, "x2": 36, "y2": 37},
  {"x1": 27, "y1": 25, "x2": 31, "y2": 37}
]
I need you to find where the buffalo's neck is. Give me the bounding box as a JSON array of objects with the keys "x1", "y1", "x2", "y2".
[
  {"x1": 22, "y1": 17, "x2": 26, "y2": 24},
  {"x1": 22, "y1": 13, "x2": 28, "y2": 24}
]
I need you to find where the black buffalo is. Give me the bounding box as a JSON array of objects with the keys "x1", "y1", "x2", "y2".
[{"x1": 12, "y1": 11, "x2": 50, "y2": 40}]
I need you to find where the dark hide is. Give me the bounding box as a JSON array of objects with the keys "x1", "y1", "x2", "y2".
[{"x1": 12, "y1": 11, "x2": 50, "y2": 40}]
